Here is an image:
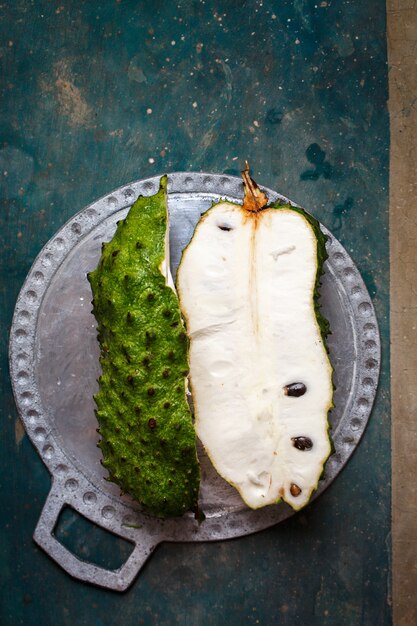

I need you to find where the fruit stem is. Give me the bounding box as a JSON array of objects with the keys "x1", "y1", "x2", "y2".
[{"x1": 241, "y1": 161, "x2": 269, "y2": 212}]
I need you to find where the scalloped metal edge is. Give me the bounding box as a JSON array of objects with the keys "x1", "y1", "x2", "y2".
[{"x1": 9, "y1": 171, "x2": 381, "y2": 589}]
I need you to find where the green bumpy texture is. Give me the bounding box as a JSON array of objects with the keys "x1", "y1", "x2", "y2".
[{"x1": 88, "y1": 177, "x2": 200, "y2": 518}]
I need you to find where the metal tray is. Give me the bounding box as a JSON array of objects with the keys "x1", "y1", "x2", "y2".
[{"x1": 9, "y1": 172, "x2": 380, "y2": 591}]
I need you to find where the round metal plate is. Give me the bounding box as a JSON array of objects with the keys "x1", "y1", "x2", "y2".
[{"x1": 9, "y1": 172, "x2": 380, "y2": 590}]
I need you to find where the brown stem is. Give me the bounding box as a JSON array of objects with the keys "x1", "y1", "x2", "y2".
[{"x1": 241, "y1": 161, "x2": 268, "y2": 212}]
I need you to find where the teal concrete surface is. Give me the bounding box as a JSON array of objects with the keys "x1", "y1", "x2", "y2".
[{"x1": 1, "y1": 1, "x2": 390, "y2": 624}]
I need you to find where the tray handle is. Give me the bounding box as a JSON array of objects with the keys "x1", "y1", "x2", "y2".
[{"x1": 34, "y1": 486, "x2": 158, "y2": 591}]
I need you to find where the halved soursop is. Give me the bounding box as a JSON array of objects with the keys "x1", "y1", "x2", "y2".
[
  {"x1": 88, "y1": 177, "x2": 200, "y2": 518},
  {"x1": 177, "y1": 165, "x2": 333, "y2": 511}
]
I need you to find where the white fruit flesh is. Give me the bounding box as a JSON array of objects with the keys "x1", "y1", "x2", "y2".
[{"x1": 177, "y1": 201, "x2": 333, "y2": 510}]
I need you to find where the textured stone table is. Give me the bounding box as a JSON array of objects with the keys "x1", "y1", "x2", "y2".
[{"x1": 1, "y1": 1, "x2": 391, "y2": 624}]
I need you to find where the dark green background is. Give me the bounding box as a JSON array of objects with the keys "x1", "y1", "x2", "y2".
[{"x1": 1, "y1": 1, "x2": 390, "y2": 624}]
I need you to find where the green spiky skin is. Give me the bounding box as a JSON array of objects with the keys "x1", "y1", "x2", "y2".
[{"x1": 88, "y1": 177, "x2": 200, "y2": 518}]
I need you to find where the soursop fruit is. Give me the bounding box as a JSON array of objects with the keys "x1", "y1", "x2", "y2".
[
  {"x1": 177, "y1": 164, "x2": 333, "y2": 511},
  {"x1": 88, "y1": 177, "x2": 200, "y2": 518}
]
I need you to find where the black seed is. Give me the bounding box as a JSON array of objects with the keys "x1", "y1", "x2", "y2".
[
  {"x1": 170, "y1": 321, "x2": 179, "y2": 328},
  {"x1": 148, "y1": 418, "x2": 157, "y2": 430},
  {"x1": 136, "y1": 241, "x2": 143, "y2": 249},
  {"x1": 291, "y1": 436, "x2": 313, "y2": 451},
  {"x1": 167, "y1": 351, "x2": 175, "y2": 360},
  {"x1": 284, "y1": 382, "x2": 307, "y2": 397},
  {"x1": 147, "y1": 387, "x2": 156, "y2": 396},
  {"x1": 179, "y1": 332, "x2": 187, "y2": 341},
  {"x1": 127, "y1": 311, "x2": 133, "y2": 322},
  {"x1": 134, "y1": 406, "x2": 141, "y2": 414},
  {"x1": 120, "y1": 456, "x2": 126, "y2": 463},
  {"x1": 163, "y1": 402, "x2": 171, "y2": 409},
  {"x1": 147, "y1": 293, "x2": 155, "y2": 302},
  {"x1": 218, "y1": 224, "x2": 233, "y2": 231},
  {"x1": 162, "y1": 368, "x2": 170, "y2": 378},
  {"x1": 163, "y1": 309, "x2": 171, "y2": 318},
  {"x1": 127, "y1": 375, "x2": 134, "y2": 384},
  {"x1": 168, "y1": 479, "x2": 173, "y2": 486},
  {"x1": 290, "y1": 483, "x2": 302, "y2": 497},
  {"x1": 142, "y1": 356, "x2": 150, "y2": 367},
  {"x1": 112, "y1": 250, "x2": 120, "y2": 257},
  {"x1": 134, "y1": 466, "x2": 140, "y2": 473}
]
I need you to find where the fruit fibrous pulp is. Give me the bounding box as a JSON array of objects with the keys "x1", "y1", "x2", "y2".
[{"x1": 177, "y1": 166, "x2": 333, "y2": 510}]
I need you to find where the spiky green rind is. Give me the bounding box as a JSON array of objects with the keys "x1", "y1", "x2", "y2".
[{"x1": 88, "y1": 177, "x2": 200, "y2": 518}]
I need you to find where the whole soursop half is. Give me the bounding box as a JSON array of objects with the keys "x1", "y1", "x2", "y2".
[
  {"x1": 88, "y1": 177, "x2": 200, "y2": 519},
  {"x1": 177, "y1": 164, "x2": 333, "y2": 511}
]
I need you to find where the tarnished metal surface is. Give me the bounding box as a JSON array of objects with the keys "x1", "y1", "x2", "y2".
[{"x1": 9, "y1": 172, "x2": 380, "y2": 591}]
